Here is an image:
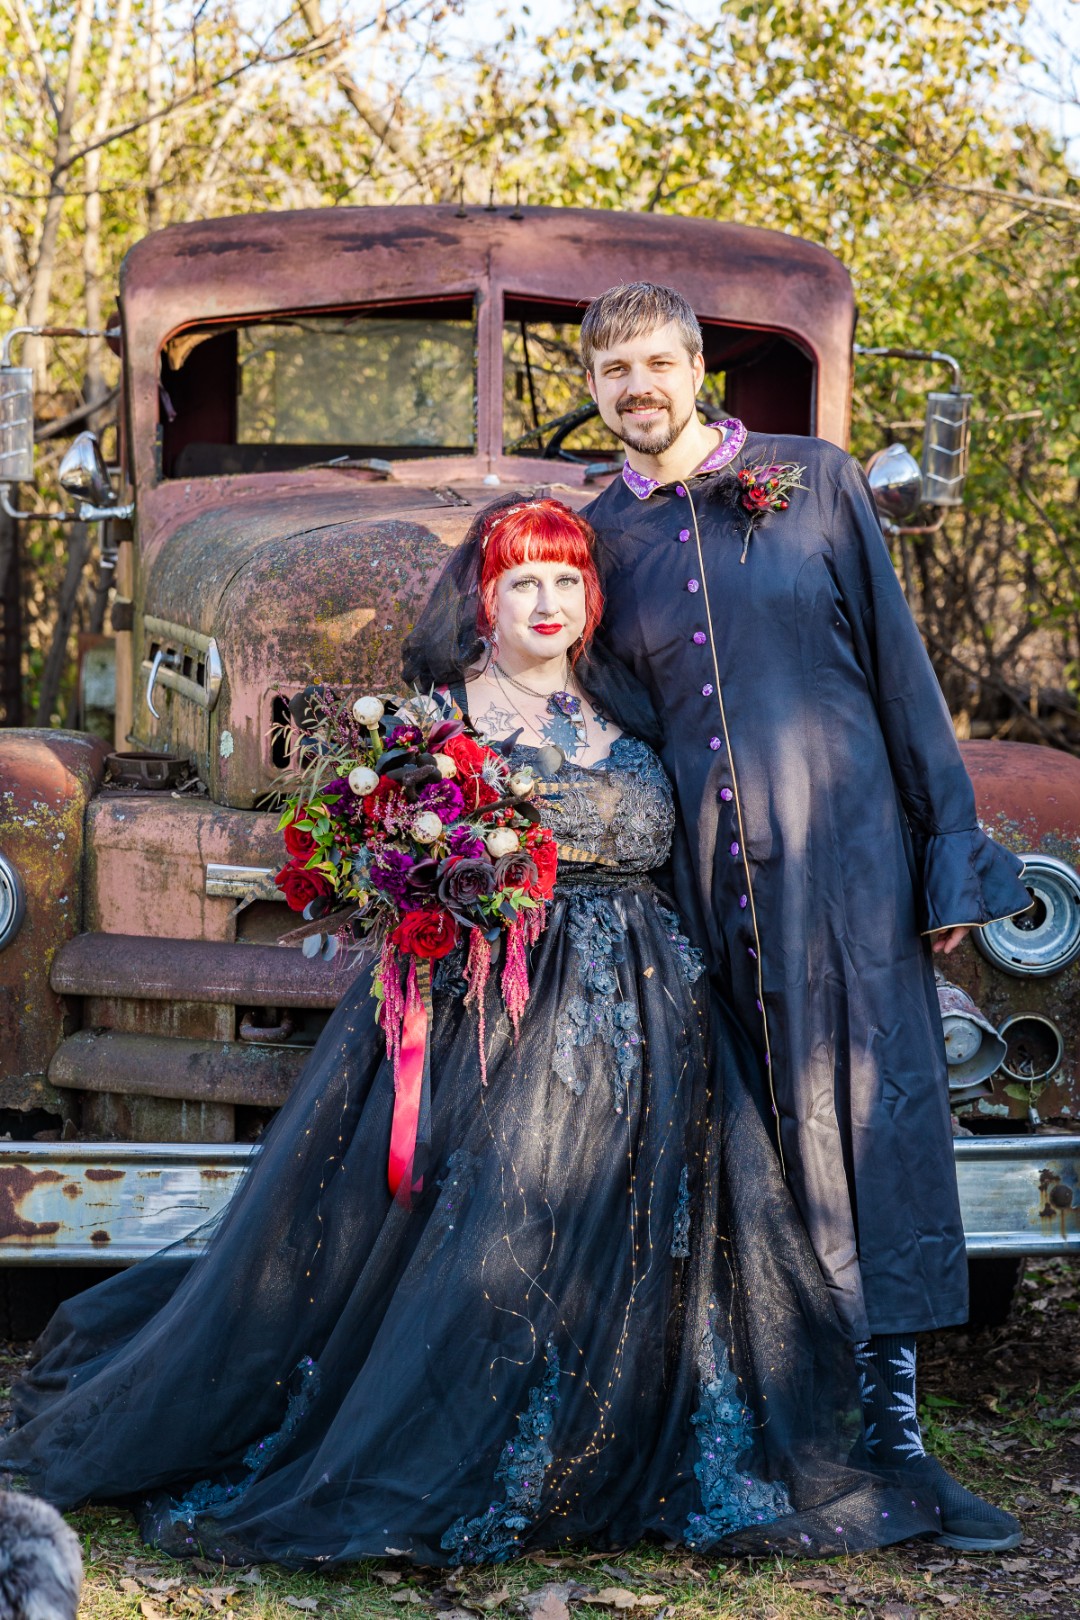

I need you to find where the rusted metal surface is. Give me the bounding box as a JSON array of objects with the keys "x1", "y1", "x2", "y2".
[
  {"x1": 85, "y1": 789, "x2": 284, "y2": 939},
  {"x1": 139, "y1": 505, "x2": 476, "y2": 805},
  {"x1": 51, "y1": 1028, "x2": 305, "y2": 1106},
  {"x1": 122, "y1": 206, "x2": 855, "y2": 518},
  {"x1": 0, "y1": 731, "x2": 110, "y2": 1114},
  {"x1": 954, "y1": 1135, "x2": 1080, "y2": 1256},
  {"x1": 52, "y1": 931, "x2": 365, "y2": 1007},
  {"x1": 944, "y1": 740, "x2": 1080, "y2": 1126},
  {"x1": 0, "y1": 1143, "x2": 252, "y2": 1263},
  {"x1": 1, "y1": 1134, "x2": 1073, "y2": 1263}
]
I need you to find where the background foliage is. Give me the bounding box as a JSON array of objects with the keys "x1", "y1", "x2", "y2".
[{"x1": 1, "y1": 0, "x2": 1077, "y2": 737}]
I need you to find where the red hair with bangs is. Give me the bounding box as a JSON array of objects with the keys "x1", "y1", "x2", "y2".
[{"x1": 478, "y1": 499, "x2": 603, "y2": 665}]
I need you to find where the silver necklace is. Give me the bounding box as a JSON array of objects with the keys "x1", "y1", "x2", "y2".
[{"x1": 493, "y1": 662, "x2": 588, "y2": 749}]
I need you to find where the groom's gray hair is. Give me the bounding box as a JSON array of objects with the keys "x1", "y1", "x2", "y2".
[{"x1": 579, "y1": 282, "x2": 702, "y2": 373}]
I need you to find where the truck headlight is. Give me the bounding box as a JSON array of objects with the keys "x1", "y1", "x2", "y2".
[
  {"x1": 975, "y1": 854, "x2": 1080, "y2": 977},
  {"x1": 0, "y1": 852, "x2": 26, "y2": 949}
]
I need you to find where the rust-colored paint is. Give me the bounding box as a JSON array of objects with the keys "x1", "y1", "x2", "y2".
[
  {"x1": 200, "y1": 1167, "x2": 231, "y2": 1179},
  {"x1": 62, "y1": 1181, "x2": 80, "y2": 1198},
  {"x1": 121, "y1": 205, "x2": 856, "y2": 521},
  {"x1": 89, "y1": 1229, "x2": 111, "y2": 1243},
  {"x1": 85, "y1": 790, "x2": 284, "y2": 941},
  {"x1": 84, "y1": 1166, "x2": 125, "y2": 1182},
  {"x1": 0, "y1": 1165, "x2": 63, "y2": 1240},
  {"x1": 53, "y1": 931, "x2": 363, "y2": 1007},
  {"x1": 0, "y1": 731, "x2": 110, "y2": 1112},
  {"x1": 949, "y1": 740, "x2": 1080, "y2": 1126}
]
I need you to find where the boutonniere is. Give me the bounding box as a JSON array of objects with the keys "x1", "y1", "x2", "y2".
[{"x1": 721, "y1": 459, "x2": 807, "y2": 564}]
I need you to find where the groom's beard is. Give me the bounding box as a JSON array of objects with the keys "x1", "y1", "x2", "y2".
[{"x1": 611, "y1": 393, "x2": 695, "y2": 455}]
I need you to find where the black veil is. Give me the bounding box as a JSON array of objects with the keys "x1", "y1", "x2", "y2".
[{"x1": 401, "y1": 493, "x2": 663, "y2": 749}]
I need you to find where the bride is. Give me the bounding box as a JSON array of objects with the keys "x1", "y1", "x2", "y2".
[{"x1": 0, "y1": 496, "x2": 943, "y2": 1566}]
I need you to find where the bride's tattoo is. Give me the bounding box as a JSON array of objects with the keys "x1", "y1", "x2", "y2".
[
  {"x1": 471, "y1": 702, "x2": 518, "y2": 742},
  {"x1": 540, "y1": 709, "x2": 584, "y2": 758}
]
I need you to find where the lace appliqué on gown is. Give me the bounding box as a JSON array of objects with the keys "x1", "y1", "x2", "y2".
[
  {"x1": 441, "y1": 1343, "x2": 561, "y2": 1564},
  {"x1": 553, "y1": 892, "x2": 641, "y2": 1110},
  {"x1": 684, "y1": 1323, "x2": 792, "y2": 1550},
  {"x1": 162, "y1": 1357, "x2": 321, "y2": 1528}
]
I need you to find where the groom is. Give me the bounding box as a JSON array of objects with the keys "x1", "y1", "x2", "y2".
[{"x1": 581, "y1": 281, "x2": 1030, "y2": 1551}]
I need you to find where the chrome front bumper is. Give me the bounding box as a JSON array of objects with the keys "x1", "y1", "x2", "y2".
[{"x1": 0, "y1": 1136, "x2": 1076, "y2": 1265}]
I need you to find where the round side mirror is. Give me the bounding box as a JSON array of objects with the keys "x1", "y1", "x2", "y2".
[
  {"x1": 58, "y1": 430, "x2": 114, "y2": 507},
  {"x1": 864, "y1": 443, "x2": 923, "y2": 523}
]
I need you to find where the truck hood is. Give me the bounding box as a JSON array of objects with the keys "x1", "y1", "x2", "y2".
[{"x1": 138, "y1": 480, "x2": 490, "y2": 807}]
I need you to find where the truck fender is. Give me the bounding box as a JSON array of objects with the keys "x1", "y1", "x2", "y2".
[{"x1": 0, "y1": 731, "x2": 110, "y2": 1122}]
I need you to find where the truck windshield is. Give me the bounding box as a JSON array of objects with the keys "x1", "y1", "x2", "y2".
[{"x1": 159, "y1": 299, "x2": 476, "y2": 479}]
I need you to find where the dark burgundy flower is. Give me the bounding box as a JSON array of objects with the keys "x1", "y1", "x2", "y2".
[
  {"x1": 493, "y1": 851, "x2": 539, "y2": 892},
  {"x1": 388, "y1": 723, "x2": 424, "y2": 749},
  {"x1": 438, "y1": 857, "x2": 496, "y2": 908}
]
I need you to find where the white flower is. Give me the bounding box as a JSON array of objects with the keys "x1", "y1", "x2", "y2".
[
  {"x1": 508, "y1": 769, "x2": 537, "y2": 798},
  {"x1": 352, "y1": 696, "x2": 385, "y2": 726},
  {"x1": 435, "y1": 753, "x2": 458, "y2": 779},
  {"x1": 412, "y1": 811, "x2": 444, "y2": 844},
  {"x1": 484, "y1": 827, "x2": 519, "y2": 858},
  {"x1": 348, "y1": 766, "x2": 380, "y2": 796}
]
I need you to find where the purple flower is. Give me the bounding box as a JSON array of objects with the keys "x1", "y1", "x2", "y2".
[
  {"x1": 369, "y1": 848, "x2": 416, "y2": 903},
  {"x1": 387, "y1": 723, "x2": 424, "y2": 749},
  {"x1": 323, "y1": 775, "x2": 363, "y2": 823},
  {"x1": 418, "y1": 779, "x2": 466, "y2": 820},
  {"x1": 448, "y1": 825, "x2": 485, "y2": 858}
]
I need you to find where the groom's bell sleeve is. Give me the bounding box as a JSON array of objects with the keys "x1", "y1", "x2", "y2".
[{"x1": 829, "y1": 456, "x2": 1031, "y2": 935}]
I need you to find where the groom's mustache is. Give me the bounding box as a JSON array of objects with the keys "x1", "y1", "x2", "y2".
[{"x1": 617, "y1": 394, "x2": 670, "y2": 416}]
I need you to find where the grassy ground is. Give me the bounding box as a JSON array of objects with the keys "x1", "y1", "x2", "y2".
[{"x1": 2, "y1": 1260, "x2": 1078, "y2": 1620}]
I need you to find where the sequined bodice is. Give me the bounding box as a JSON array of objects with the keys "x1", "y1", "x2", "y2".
[{"x1": 508, "y1": 735, "x2": 675, "y2": 874}]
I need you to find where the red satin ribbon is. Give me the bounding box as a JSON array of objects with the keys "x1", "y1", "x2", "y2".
[{"x1": 387, "y1": 962, "x2": 428, "y2": 1204}]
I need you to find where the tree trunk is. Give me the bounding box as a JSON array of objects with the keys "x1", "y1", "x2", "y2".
[
  {"x1": 22, "y1": 0, "x2": 97, "y2": 393},
  {"x1": 84, "y1": 0, "x2": 134, "y2": 410},
  {"x1": 35, "y1": 523, "x2": 91, "y2": 726},
  {"x1": 0, "y1": 508, "x2": 21, "y2": 727},
  {"x1": 146, "y1": 0, "x2": 165, "y2": 233}
]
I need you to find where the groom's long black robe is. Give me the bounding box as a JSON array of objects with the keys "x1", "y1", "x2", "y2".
[{"x1": 586, "y1": 432, "x2": 1029, "y2": 1341}]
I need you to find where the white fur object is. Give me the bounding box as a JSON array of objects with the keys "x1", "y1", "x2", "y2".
[{"x1": 0, "y1": 1491, "x2": 83, "y2": 1620}]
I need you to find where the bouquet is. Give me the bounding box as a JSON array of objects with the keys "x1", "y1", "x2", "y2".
[{"x1": 272, "y1": 686, "x2": 558, "y2": 1202}]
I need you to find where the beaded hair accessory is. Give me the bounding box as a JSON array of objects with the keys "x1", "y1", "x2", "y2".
[{"x1": 479, "y1": 503, "x2": 535, "y2": 550}]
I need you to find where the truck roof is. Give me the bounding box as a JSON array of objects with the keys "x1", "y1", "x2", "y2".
[{"x1": 120, "y1": 204, "x2": 857, "y2": 483}]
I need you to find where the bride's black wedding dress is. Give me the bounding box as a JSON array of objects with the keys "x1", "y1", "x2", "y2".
[{"x1": 0, "y1": 736, "x2": 942, "y2": 1566}]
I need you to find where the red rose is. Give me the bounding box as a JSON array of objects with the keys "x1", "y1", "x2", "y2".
[
  {"x1": 530, "y1": 839, "x2": 558, "y2": 900},
  {"x1": 390, "y1": 907, "x2": 460, "y2": 959},
  {"x1": 524, "y1": 825, "x2": 558, "y2": 900},
  {"x1": 283, "y1": 809, "x2": 316, "y2": 860},
  {"x1": 742, "y1": 484, "x2": 773, "y2": 512},
  {"x1": 442, "y1": 733, "x2": 501, "y2": 811},
  {"x1": 275, "y1": 860, "x2": 333, "y2": 913}
]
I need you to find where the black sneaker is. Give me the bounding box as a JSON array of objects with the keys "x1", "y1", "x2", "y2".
[{"x1": 897, "y1": 1454, "x2": 1021, "y2": 1551}]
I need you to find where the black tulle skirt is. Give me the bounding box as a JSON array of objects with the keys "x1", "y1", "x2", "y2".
[{"x1": 0, "y1": 877, "x2": 942, "y2": 1565}]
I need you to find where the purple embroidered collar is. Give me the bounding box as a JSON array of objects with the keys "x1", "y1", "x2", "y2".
[{"x1": 621, "y1": 417, "x2": 748, "y2": 500}]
